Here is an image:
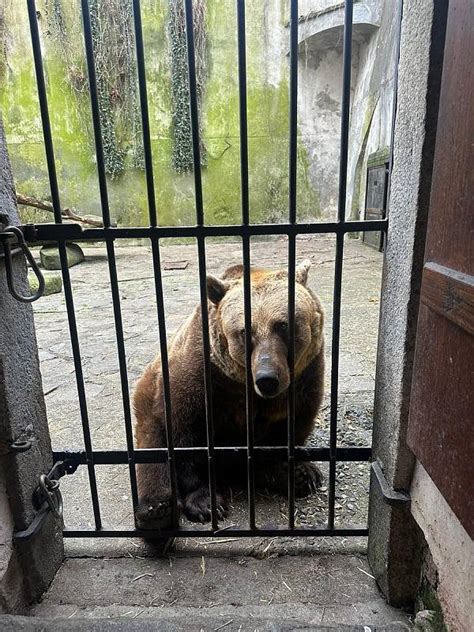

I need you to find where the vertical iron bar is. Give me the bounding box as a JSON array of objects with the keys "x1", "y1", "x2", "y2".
[
  {"x1": 236, "y1": 0, "x2": 256, "y2": 530},
  {"x1": 132, "y1": 0, "x2": 179, "y2": 527},
  {"x1": 183, "y1": 0, "x2": 218, "y2": 530},
  {"x1": 132, "y1": 0, "x2": 157, "y2": 228},
  {"x1": 26, "y1": 0, "x2": 102, "y2": 529},
  {"x1": 287, "y1": 0, "x2": 299, "y2": 530},
  {"x1": 80, "y1": 0, "x2": 138, "y2": 510},
  {"x1": 26, "y1": 0, "x2": 61, "y2": 225},
  {"x1": 328, "y1": 0, "x2": 353, "y2": 530}
]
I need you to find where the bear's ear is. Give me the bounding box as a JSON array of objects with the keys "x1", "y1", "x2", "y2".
[
  {"x1": 206, "y1": 275, "x2": 230, "y2": 304},
  {"x1": 295, "y1": 259, "x2": 311, "y2": 286}
]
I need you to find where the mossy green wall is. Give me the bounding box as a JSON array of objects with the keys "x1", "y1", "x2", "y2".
[{"x1": 0, "y1": 0, "x2": 320, "y2": 227}]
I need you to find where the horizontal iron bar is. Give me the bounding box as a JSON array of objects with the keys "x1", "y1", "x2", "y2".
[
  {"x1": 29, "y1": 219, "x2": 388, "y2": 242},
  {"x1": 53, "y1": 446, "x2": 371, "y2": 464},
  {"x1": 62, "y1": 526, "x2": 368, "y2": 538}
]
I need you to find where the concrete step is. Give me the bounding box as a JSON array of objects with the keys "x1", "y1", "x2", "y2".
[
  {"x1": 26, "y1": 553, "x2": 411, "y2": 629},
  {"x1": 0, "y1": 614, "x2": 411, "y2": 631}
]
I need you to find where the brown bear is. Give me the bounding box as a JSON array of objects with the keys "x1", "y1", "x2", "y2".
[{"x1": 133, "y1": 259, "x2": 325, "y2": 528}]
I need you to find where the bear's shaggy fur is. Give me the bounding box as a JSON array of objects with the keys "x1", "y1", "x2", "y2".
[{"x1": 133, "y1": 260, "x2": 325, "y2": 527}]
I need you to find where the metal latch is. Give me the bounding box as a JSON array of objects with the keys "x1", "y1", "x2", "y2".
[
  {"x1": 0, "y1": 224, "x2": 45, "y2": 302},
  {"x1": 371, "y1": 461, "x2": 410, "y2": 507},
  {"x1": 13, "y1": 460, "x2": 78, "y2": 541}
]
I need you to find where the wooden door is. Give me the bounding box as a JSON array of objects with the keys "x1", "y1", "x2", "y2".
[{"x1": 407, "y1": 0, "x2": 473, "y2": 538}]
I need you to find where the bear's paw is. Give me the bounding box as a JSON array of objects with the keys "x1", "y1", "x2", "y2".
[
  {"x1": 294, "y1": 462, "x2": 324, "y2": 497},
  {"x1": 183, "y1": 487, "x2": 229, "y2": 523},
  {"x1": 135, "y1": 498, "x2": 174, "y2": 530}
]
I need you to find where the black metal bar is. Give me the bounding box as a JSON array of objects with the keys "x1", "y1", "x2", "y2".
[
  {"x1": 184, "y1": 0, "x2": 218, "y2": 530},
  {"x1": 30, "y1": 219, "x2": 389, "y2": 242},
  {"x1": 27, "y1": 0, "x2": 102, "y2": 529},
  {"x1": 132, "y1": 0, "x2": 179, "y2": 527},
  {"x1": 236, "y1": 0, "x2": 256, "y2": 531},
  {"x1": 328, "y1": 0, "x2": 353, "y2": 530},
  {"x1": 105, "y1": 242, "x2": 139, "y2": 510},
  {"x1": 288, "y1": 0, "x2": 299, "y2": 228},
  {"x1": 184, "y1": 0, "x2": 204, "y2": 226},
  {"x1": 81, "y1": 0, "x2": 138, "y2": 510},
  {"x1": 80, "y1": 0, "x2": 110, "y2": 228},
  {"x1": 55, "y1": 260, "x2": 104, "y2": 531},
  {"x1": 63, "y1": 526, "x2": 368, "y2": 538},
  {"x1": 26, "y1": 0, "x2": 62, "y2": 225},
  {"x1": 237, "y1": 0, "x2": 250, "y2": 228},
  {"x1": 131, "y1": 0, "x2": 157, "y2": 227},
  {"x1": 287, "y1": 0, "x2": 299, "y2": 530},
  {"x1": 53, "y1": 446, "x2": 372, "y2": 465}
]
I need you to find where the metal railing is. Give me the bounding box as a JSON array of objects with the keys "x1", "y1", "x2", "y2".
[{"x1": 23, "y1": 0, "x2": 395, "y2": 539}]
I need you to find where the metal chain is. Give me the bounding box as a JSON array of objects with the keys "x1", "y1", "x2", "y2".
[
  {"x1": 13, "y1": 462, "x2": 73, "y2": 541},
  {"x1": 38, "y1": 473, "x2": 64, "y2": 521}
]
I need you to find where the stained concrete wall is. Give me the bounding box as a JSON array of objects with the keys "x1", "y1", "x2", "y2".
[
  {"x1": 1, "y1": 0, "x2": 397, "y2": 225},
  {"x1": 297, "y1": 0, "x2": 398, "y2": 217},
  {"x1": 410, "y1": 462, "x2": 474, "y2": 631},
  {"x1": 0, "y1": 0, "x2": 318, "y2": 226}
]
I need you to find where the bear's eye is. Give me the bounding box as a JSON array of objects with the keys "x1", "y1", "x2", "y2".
[
  {"x1": 274, "y1": 321, "x2": 288, "y2": 336},
  {"x1": 239, "y1": 327, "x2": 246, "y2": 339}
]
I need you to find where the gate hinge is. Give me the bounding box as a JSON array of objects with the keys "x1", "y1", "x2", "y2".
[
  {"x1": 13, "y1": 460, "x2": 78, "y2": 541},
  {"x1": 371, "y1": 461, "x2": 410, "y2": 507},
  {"x1": 0, "y1": 224, "x2": 44, "y2": 302}
]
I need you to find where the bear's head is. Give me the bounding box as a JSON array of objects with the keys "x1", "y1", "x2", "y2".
[{"x1": 206, "y1": 260, "x2": 324, "y2": 398}]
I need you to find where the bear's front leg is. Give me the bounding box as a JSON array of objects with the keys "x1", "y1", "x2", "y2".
[
  {"x1": 134, "y1": 365, "x2": 178, "y2": 531},
  {"x1": 135, "y1": 461, "x2": 177, "y2": 530}
]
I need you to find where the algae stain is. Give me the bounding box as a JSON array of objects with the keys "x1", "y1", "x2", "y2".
[{"x1": 2, "y1": 0, "x2": 320, "y2": 228}]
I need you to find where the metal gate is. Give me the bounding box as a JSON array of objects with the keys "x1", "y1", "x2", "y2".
[{"x1": 4, "y1": 0, "x2": 396, "y2": 541}]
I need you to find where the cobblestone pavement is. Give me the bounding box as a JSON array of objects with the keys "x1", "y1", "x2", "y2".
[{"x1": 32, "y1": 235, "x2": 383, "y2": 555}]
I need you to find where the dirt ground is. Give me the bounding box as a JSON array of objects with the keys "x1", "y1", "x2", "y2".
[{"x1": 31, "y1": 234, "x2": 383, "y2": 556}]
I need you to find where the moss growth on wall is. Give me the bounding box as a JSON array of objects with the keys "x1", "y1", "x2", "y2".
[{"x1": 1, "y1": 0, "x2": 320, "y2": 228}]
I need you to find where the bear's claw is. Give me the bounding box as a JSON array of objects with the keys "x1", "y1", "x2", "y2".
[
  {"x1": 135, "y1": 498, "x2": 174, "y2": 530},
  {"x1": 183, "y1": 487, "x2": 229, "y2": 523},
  {"x1": 294, "y1": 462, "x2": 324, "y2": 497},
  {"x1": 256, "y1": 461, "x2": 323, "y2": 498}
]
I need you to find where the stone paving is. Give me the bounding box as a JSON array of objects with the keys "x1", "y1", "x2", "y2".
[{"x1": 31, "y1": 235, "x2": 383, "y2": 554}]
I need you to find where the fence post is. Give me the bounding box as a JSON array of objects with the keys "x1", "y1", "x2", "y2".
[
  {"x1": 368, "y1": 0, "x2": 448, "y2": 608},
  {"x1": 0, "y1": 120, "x2": 63, "y2": 612}
]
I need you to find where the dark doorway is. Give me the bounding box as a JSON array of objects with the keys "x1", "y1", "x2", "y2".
[{"x1": 362, "y1": 159, "x2": 389, "y2": 252}]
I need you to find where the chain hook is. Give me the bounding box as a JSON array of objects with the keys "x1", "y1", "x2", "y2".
[
  {"x1": 38, "y1": 473, "x2": 63, "y2": 521},
  {"x1": 1, "y1": 225, "x2": 45, "y2": 302}
]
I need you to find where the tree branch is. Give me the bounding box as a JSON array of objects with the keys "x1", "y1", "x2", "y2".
[{"x1": 16, "y1": 193, "x2": 117, "y2": 227}]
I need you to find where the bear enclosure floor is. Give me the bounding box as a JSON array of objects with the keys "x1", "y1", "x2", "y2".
[{"x1": 32, "y1": 235, "x2": 383, "y2": 554}]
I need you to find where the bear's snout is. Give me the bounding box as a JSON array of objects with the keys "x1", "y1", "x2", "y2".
[
  {"x1": 255, "y1": 369, "x2": 280, "y2": 398},
  {"x1": 252, "y1": 346, "x2": 289, "y2": 398}
]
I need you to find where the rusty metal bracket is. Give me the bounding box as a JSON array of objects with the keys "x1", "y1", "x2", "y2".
[
  {"x1": 0, "y1": 224, "x2": 45, "y2": 302},
  {"x1": 13, "y1": 460, "x2": 78, "y2": 541},
  {"x1": 371, "y1": 461, "x2": 410, "y2": 507}
]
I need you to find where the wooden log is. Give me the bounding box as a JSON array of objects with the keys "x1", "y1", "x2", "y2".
[{"x1": 16, "y1": 193, "x2": 117, "y2": 228}]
